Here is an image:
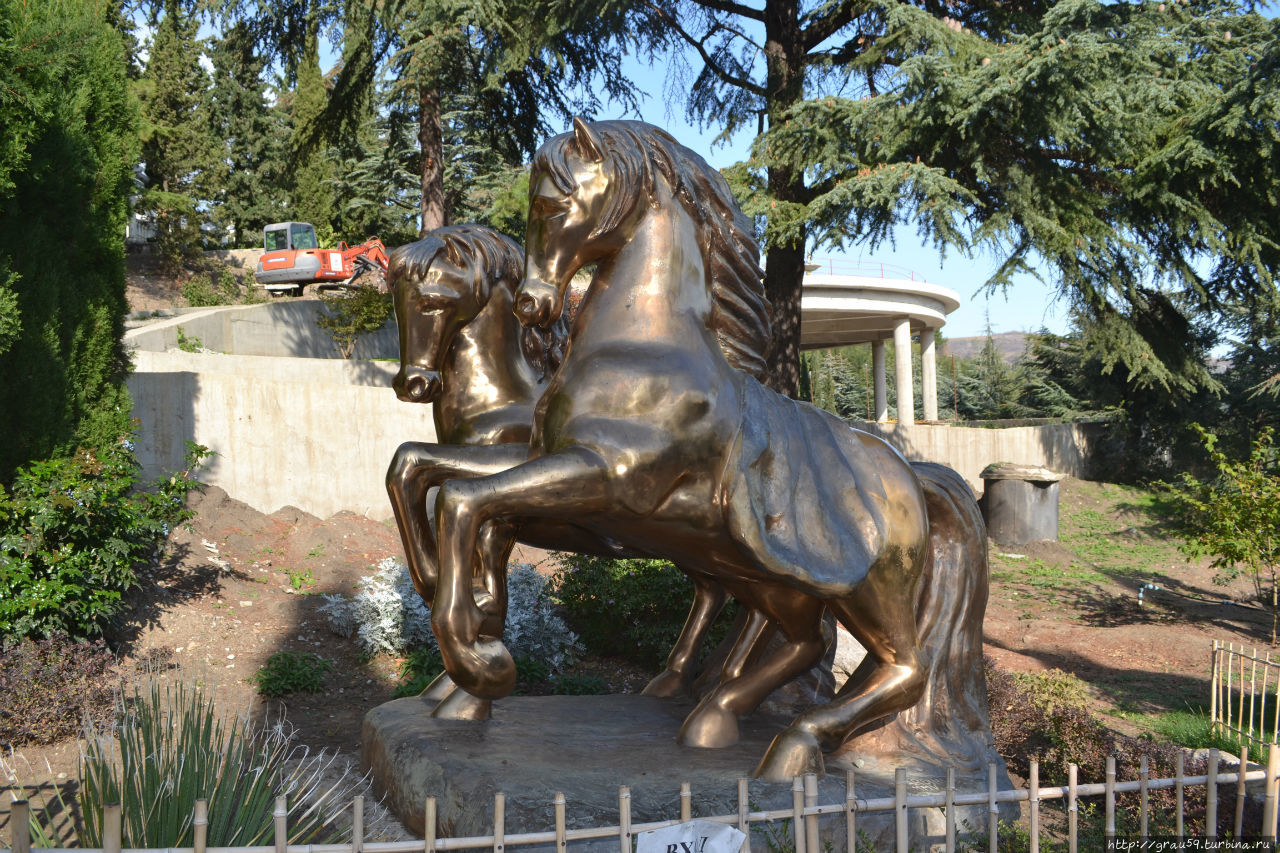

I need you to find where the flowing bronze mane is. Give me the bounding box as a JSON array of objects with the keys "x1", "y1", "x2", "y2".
[
  {"x1": 531, "y1": 120, "x2": 771, "y2": 380},
  {"x1": 388, "y1": 224, "x2": 563, "y2": 378}
]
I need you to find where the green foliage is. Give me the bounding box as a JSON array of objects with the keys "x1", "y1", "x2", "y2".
[
  {"x1": 0, "y1": 632, "x2": 117, "y2": 746},
  {"x1": 176, "y1": 327, "x2": 202, "y2": 353},
  {"x1": 252, "y1": 652, "x2": 333, "y2": 697},
  {"x1": 1168, "y1": 426, "x2": 1280, "y2": 641},
  {"x1": 289, "y1": 23, "x2": 336, "y2": 238},
  {"x1": 394, "y1": 646, "x2": 445, "y2": 698},
  {"x1": 182, "y1": 267, "x2": 244, "y2": 308},
  {"x1": 81, "y1": 677, "x2": 358, "y2": 848},
  {"x1": 316, "y1": 285, "x2": 394, "y2": 359},
  {"x1": 0, "y1": 0, "x2": 138, "y2": 482},
  {"x1": 550, "y1": 672, "x2": 609, "y2": 695},
  {"x1": 0, "y1": 439, "x2": 209, "y2": 642},
  {"x1": 550, "y1": 554, "x2": 733, "y2": 668}
]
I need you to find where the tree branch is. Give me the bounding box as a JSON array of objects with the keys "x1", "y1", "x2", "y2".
[
  {"x1": 643, "y1": 2, "x2": 767, "y2": 96},
  {"x1": 687, "y1": 0, "x2": 764, "y2": 23},
  {"x1": 802, "y1": 0, "x2": 865, "y2": 51}
]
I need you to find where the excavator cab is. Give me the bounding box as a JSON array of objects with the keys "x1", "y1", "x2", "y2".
[{"x1": 254, "y1": 221, "x2": 388, "y2": 296}]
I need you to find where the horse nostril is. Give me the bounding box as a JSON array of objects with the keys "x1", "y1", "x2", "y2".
[
  {"x1": 405, "y1": 373, "x2": 428, "y2": 401},
  {"x1": 515, "y1": 293, "x2": 540, "y2": 324}
]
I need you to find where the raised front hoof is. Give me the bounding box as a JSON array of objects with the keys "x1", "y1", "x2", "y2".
[
  {"x1": 677, "y1": 702, "x2": 740, "y2": 749},
  {"x1": 430, "y1": 688, "x2": 492, "y2": 721},
  {"x1": 641, "y1": 669, "x2": 690, "y2": 699},
  {"x1": 418, "y1": 671, "x2": 457, "y2": 703},
  {"x1": 754, "y1": 729, "x2": 826, "y2": 782}
]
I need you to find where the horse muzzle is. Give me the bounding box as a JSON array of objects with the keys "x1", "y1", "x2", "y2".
[
  {"x1": 514, "y1": 279, "x2": 561, "y2": 329},
  {"x1": 393, "y1": 366, "x2": 443, "y2": 404}
]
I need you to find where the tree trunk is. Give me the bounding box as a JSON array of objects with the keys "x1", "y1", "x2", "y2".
[
  {"x1": 761, "y1": 0, "x2": 808, "y2": 399},
  {"x1": 418, "y1": 86, "x2": 446, "y2": 236}
]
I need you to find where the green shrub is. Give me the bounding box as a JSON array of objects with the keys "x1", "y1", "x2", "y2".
[
  {"x1": 0, "y1": 438, "x2": 209, "y2": 641},
  {"x1": 393, "y1": 646, "x2": 445, "y2": 698},
  {"x1": 176, "y1": 326, "x2": 203, "y2": 352},
  {"x1": 0, "y1": 632, "x2": 117, "y2": 746},
  {"x1": 315, "y1": 286, "x2": 393, "y2": 359},
  {"x1": 551, "y1": 673, "x2": 608, "y2": 695},
  {"x1": 181, "y1": 267, "x2": 242, "y2": 307},
  {"x1": 252, "y1": 651, "x2": 333, "y2": 697},
  {"x1": 549, "y1": 554, "x2": 735, "y2": 667},
  {"x1": 81, "y1": 677, "x2": 358, "y2": 847}
]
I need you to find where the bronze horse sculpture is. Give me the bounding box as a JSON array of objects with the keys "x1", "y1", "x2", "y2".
[
  {"x1": 385, "y1": 224, "x2": 747, "y2": 717},
  {"x1": 420, "y1": 120, "x2": 994, "y2": 780}
]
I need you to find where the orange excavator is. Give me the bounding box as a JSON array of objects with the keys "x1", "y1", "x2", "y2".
[{"x1": 253, "y1": 221, "x2": 390, "y2": 296}]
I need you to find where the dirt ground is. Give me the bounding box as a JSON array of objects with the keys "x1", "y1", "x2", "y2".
[{"x1": 5, "y1": 260, "x2": 1270, "y2": 839}]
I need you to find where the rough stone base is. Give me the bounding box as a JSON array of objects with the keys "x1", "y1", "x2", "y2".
[{"x1": 362, "y1": 695, "x2": 1014, "y2": 851}]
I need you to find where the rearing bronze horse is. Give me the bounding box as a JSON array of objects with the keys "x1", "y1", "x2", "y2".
[
  {"x1": 423, "y1": 121, "x2": 993, "y2": 780},
  {"x1": 385, "y1": 224, "x2": 745, "y2": 717}
]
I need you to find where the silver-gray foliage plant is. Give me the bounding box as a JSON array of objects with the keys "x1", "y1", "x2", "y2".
[{"x1": 320, "y1": 557, "x2": 579, "y2": 672}]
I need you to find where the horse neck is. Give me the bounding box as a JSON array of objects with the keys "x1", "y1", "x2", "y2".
[
  {"x1": 573, "y1": 204, "x2": 712, "y2": 347},
  {"x1": 435, "y1": 284, "x2": 541, "y2": 442}
]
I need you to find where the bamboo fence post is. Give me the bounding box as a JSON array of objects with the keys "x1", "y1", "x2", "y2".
[
  {"x1": 737, "y1": 778, "x2": 749, "y2": 853},
  {"x1": 987, "y1": 763, "x2": 998, "y2": 853},
  {"x1": 1260, "y1": 655, "x2": 1270, "y2": 752},
  {"x1": 1067, "y1": 764, "x2": 1078, "y2": 853},
  {"x1": 681, "y1": 782, "x2": 691, "y2": 823},
  {"x1": 424, "y1": 798, "x2": 437, "y2": 853},
  {"x1": 845, "y1": 770, "x2": 856, "y2": 853},
  {"x1": 619, "y1": 787, "x2": 632, "y2": 853},
  {"x1": 11, "y1": 800, "x2": 30, "y2": 853},
  {"x1": 1236, "y1": 749, "x2": 1248, "y2": 837},
  {"x1": 1212, "y1": 641, "x2": 1220, "y2": 734},
  {"x1": 1239, "y1": 651, "x2": 1247, "y2": 755},
  {"x1": 1028, "y1": 759, "x2": 1039, "y2": 853},
  {"x1": 1207, "y1": 749, "x2": 1220, "y2": 839},
  {"x1": 1265, "y1": 743, "x2": 1279, "y2": 842},
  {"x1": 791, "y1": 777, "x2": 807, "y2": 853},
  {"x1": 945, "y1": 766, "x2": 956, "y2": 853},
  {"x1": 1226, "y1": 645, "x2": 1235, "y2": 743},
  {"x1": 804, "y1": 773, "x2": 819, "y2": 853},
  {"x1": 493, "y1": 792, "x2": 505, "y2": 853},
  {"x1": 103, "y1": 802, "x2": 122, "y2": 853},
  {"x1": 1272, "y1": 652, "x2": 1280, "y2": 749},
  {"x1": 1139, "y1": 755, "x2": 1149, "y2": 839},
  {"x1": 194, "y1": 799, "x2": 208, "y2": 853},
  {"x1": 1175, "y1": 752, "x2": 1185, "y2": 839},
  {"x1": 555, "y1": 793, "x2": 567, "y2": 853},
  {"x1": 353, "y1": 796, "x2": 364, "y2": 853},
  {"x1": 1104, "y1": 756, "x2": 1116, "y2": 842},
  {"x1": 894, "y1": 767, "x2": 907, "y2": 853},
  {"x1": 1250, "y1": 650, "x2": 1260, "y2": 746},
  {"x1": 274, "y1": 796, "x2": 288, "y2": 853}
]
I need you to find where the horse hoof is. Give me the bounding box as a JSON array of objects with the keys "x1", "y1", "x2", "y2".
[
  {"x1": 677, "y1": 702, "x2": 740, "y2": 749},
  {"x1": 419, "y1": 671, "x2": 457, "y2": 703},
  {"x1": 641, "y1": 669, "x2": 689, "y2": 699},
  {"x1": 754, "y1": 729, "x2": 826, "y2": 782},
  {"x1": 431, "y1": 688, "x2": 491, "y2": 721}
]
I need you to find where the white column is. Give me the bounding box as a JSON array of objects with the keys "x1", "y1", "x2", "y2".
[
  {"x1": 893, "y1": 317, "x2": 915, "y2": 426},
  {"x1": 921, "y1": 328, "x2": 938, "y2": 422},
  {"x1": 872, "y1": 339, "x2": 888, "y2": 422}
]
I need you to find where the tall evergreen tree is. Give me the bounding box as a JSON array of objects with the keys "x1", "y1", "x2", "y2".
[
  {"x1": 0, "y1": 0, "x2": 138, "y2": 480},
  {"x1": 289, "y1": 19, "x2": 337, "y2": 239},
  {"x1": 623, "y1": 0, "x2": 1277, "y2": 398},
  {"x1": 137, "y1": 0, "x2": 210, "y2": 267},
  {"x1": 202, "y1": 22, "x2": 291, "y2": 247}
]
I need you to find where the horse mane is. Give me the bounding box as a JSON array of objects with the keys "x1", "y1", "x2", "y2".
[
  {"x1": 388, "y1": 225, "x2": 567, "y2": 377},
  {"x1": 531, "y1": 120, "x2": 772, "y2": 380}
]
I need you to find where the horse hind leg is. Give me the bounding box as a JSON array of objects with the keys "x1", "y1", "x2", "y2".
[
  {"x1": 754, "y1": 586, "x2": 926, "y2": 782},
  {"x1": 642, "y1": 575, "x2": 729, "y2": 698}
]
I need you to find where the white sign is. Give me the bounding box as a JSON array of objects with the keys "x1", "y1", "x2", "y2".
[{"x1": 635, "y1": 819, "x2": 746, "y2": 853}]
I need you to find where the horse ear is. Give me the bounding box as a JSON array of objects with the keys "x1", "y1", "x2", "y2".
[{"x1": 572, "y1": 117, "x2": 604, "y2": 163}]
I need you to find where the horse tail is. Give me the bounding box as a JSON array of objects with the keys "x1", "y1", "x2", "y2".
[{"x1": 859, "y1": 461, "x2": 997, "y2": 771}]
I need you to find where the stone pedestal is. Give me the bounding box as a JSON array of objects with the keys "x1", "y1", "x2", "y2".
[{"x1": 362, "y1": 695, "x2": 1014, "y2": 851}]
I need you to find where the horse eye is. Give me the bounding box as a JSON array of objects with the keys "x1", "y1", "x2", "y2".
[{"x1": 533, "y1": 195, "x2": 568, "y2": 218}]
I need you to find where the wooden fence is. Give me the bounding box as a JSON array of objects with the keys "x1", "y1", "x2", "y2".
[
  {"x1": 6, "y1": 747, "x2": 1280, "y2": 853},
  {"x1": 1212, "y1": 641, "x2": 1280, "y2": 761}
]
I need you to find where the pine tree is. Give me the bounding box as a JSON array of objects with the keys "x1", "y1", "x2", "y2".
[
  {"x1": 289, "y1": 19, "x2": 336, "y2": 240},
  {"x1": 202, "y1": 22, "x2": 291, "y2": 247},
  {"x1": 137, "y1": 0, "x2": 210, "y2": 268}
]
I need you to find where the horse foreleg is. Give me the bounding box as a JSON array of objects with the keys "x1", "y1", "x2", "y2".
[
  {"x1": 434, "y1": 448, "x2": 612, "y2": 700},
  {"x1": 642, "y1": 576, "x2": 729, "y2": 698},
  {"x1": 677, "y1": 590, "x2": 827, "y2": 750},
  {"x1": 755, "y1": 589, "x2": 926, "y2": 782},
  {"x1": 386, "y1": 442, "x2": 530, "y2": 603}
]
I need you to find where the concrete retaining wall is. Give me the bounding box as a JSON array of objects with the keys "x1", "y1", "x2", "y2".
[
  {"x1": 126, "y1": 303, "x2": 1098, "y2": 520},
  {"x1": 854, "y1": 420, "x2": 1102, "y2": 491}
]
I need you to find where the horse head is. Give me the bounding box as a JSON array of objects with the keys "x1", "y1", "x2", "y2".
[
  {"x1": 388, "y1": 226, "x2": 524, "y2": 403},
  {"x1": 517, "y1": 118, "x2": 647, "y2": 329}
]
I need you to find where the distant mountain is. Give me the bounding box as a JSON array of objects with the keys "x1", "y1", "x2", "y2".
[{"x1": 939, "y1": 331, "x2": 1029, "y2": 364}]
